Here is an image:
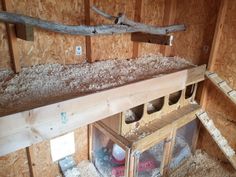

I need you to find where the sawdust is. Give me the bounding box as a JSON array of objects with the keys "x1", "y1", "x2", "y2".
[
  {"x1": 170, "y1": 150, "x2": 236, "y2": 177},
  {"x1": 0, "y1": 54, "x2": 194, "y2": 116}
]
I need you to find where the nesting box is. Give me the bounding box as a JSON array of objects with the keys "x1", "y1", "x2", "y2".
[
  {"x1": 101, "y1": 83, "x2": 197, "y2": 136},
  {"x1": 90, "y1": 104, "x2": 201, "y2": 177}
]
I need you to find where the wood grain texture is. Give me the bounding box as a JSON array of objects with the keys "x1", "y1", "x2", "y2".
[
  {"x1": 89, "y1": 0, "x2": 135, "y2": 61},
  {"x1": 160, "y1": 0, "x2": 176, "y2": 56},
  {"x1": 199, "y1": 1, "x2": 236, "y2": 164},
  {"x1": 138, "y1": 0, "x2": 165, "y2": 56},
  {"x1": 0, "y1": 149, "x2": 30, "y2": 177},
  {"x1": 0, "y1": 1, "x2": 11, "y2": 69},
  {"x1": 2, "y1": 0, "x2": 21, "y2": 73},
  {"x1": 0, "y1": 126, "x2": 88, "y2": 177},
  {"x1": 0, "y1": 0, "x2": 86, "y2": 68},
  {"x1": 0, "y1": 66, "x2": 207, "y2": 156},
  {"x1": 172, "y1": 0, "x2": 220, "y2": 64}
]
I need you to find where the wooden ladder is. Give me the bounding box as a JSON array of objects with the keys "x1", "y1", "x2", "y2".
[
  {"x1": 206, "y1": 71, "x2": 236, "y2": 105},
  {"x1": 196, "y1": 110, "x2": 236, "y2": 169}
]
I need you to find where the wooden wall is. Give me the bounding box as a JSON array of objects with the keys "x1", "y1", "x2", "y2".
[
  {"x1": 198, "y1": 0, "x2": 236, "y2": 163},
  {"x1": 0, "y1": 0, "x2": 229, "y2": 176},
  {"x1": 0, "y1": 126, "x2": 88, "y2": 177},
  {"x1": 172, "y1": 0, "x2": 220, "y2": 65}
]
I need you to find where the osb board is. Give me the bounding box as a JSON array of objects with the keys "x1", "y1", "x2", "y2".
[
  {"x1": 89, "y1": 0, "x2": 135, "y2": 61},
  {"x1": 200, "y1": 2, "x2": 236, "y2": 162},
  {"x1": 0, "y1": 126, "x2": 88, "y2": 177},
  {"x1": 138, "y1": 0, "x2": 165, "y2": 56},
  {"x1": 172, "y1": 0, "x2": 220, "y2": 65},
  {"x1": 0, "y1": 2, "x2": 11, "y2": 69},
  {"x1": 29, "y1": 126, "x2": 88, "y2": 177},
  {"x1": 213, "y1": 0, "x2": 236, "y2": 88},
  {"x1": 0, "y1": 0, "x2": 86, "y2": 68},
  {"x1": 0, "y1": 149, "x2": 30, "y2": 177}
]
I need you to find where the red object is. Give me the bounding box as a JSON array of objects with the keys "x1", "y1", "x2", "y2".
[
  {"x1": 111, "y1": 160, "x2": 156, "y2": 177},
  {"x1": 111, "y1": 155, "x2": 125, "y2": 165}
]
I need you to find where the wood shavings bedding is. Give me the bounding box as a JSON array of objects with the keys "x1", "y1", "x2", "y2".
[{"x1": 0, "y1": 54, "x2": 194, "y2": 116}]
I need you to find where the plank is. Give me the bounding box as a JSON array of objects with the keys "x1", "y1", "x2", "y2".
[
  {"x1": 132, "y1": 0, "x2": 142, "y2": 58},
  {"x1": 15, "y1": 24, "x2": 34, "y2": 41},
  {"x1": 2, "y1": 0, "x2": 21, "y2": 73},
  {"x1": 196, "y1": 110, "x2": 236, "y2": 169},
  {"x1": 160, "y1": 0, "x2": 177, "y2": 56},
  {"x1": 84, "y1": 0, "x2": 92, "y2": 62},
  {"x1": 0, "y1": 66, "x2": 205, "y2": 156},
  {"x1": 200, "y1": 0, "x2": 228, "y2": 108},
  {"x1": 207, "y1": 0, "x2": 228, "y2": 71},
  {"x1": 131, "y1": 32, "x2": 173, "y2": 45},
  {"x1": 205, "y1": 71, "x2": 236, "y2": 105}
]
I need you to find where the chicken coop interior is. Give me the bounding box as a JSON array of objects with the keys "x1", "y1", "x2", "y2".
[{"x1": 0, "y1": 0, "x2": 236, "y2": 177}]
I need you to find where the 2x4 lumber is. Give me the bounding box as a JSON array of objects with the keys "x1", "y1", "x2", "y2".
[
  {"x1": 160, "y1": 0, "x2": 177, "y2": 56},
  {"x1": 200, "y1": 0, "x2": 228, "y2": 108},
  {"x1": 196, "y1": 110, "x2": 236, "y2": 169},
  {"x1": 162, "y1": 130, "x2": 177, "y2": 176},
  {"x1": 2, "y1": 0, "x2": 21, "y2": 73},
  {"x1": 205, "y1": 71, "x2": 236, "y2": 105},
  {"x1": 131, "y1": 32, "x2": 173, "y2": 45},
  {"x1": 15, "y1": 23, "x2": 34, "y2": 41},
  {"x1": 132, "y1": 0, "x2": 142, "y2": 58},
  {"x1": 84, "y1": 0, "x2": 92, "y2": 62},
  {"x1": 0, "y1": 66, "x2": 205, "y2": 156},
  {"x1": 207, "y1": 0, "x2": 228, "y2": 71}
]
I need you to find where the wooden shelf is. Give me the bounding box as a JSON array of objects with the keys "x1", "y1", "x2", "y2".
[{"x1": 0, "y1": 65, "x2": 205, "y2": 156}]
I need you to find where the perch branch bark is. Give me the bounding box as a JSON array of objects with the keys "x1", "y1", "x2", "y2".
[
  {"x1": 91, "y1": 6, "x2": 186, "y2": 34},
  {"x1": 0, "y1": 10, "x2": 185, "y2": 36}
]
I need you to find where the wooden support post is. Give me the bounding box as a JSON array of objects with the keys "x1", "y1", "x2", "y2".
[
  {"x1": 160, "y1": 0, "x2": 177, "y2": 56},
  {"x1": 161, "y1": 130, "x2": 176, "y2": 176},
  {"x1": 26, "y1": 147, "x2": 36, "y2": 177},
  {"x1": 84, "y1": 0, "x2": 92, "y2": 62},
  {"x1": 132, "y1": 0, "x2": 142, "y2": 58},
  {"x1": 2, "y1": 0, "x2": 21, "y2": 73},
  {"x1": 200, "y1": 0, "x2": 228, "y2": 108},
  {"x1": 131, "y1": 32, "x2": 173, "y2": 45}
]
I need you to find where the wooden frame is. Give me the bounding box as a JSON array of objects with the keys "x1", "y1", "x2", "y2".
[
  {"x1": 2, "y1": 0, "x2": 21, "y2": 73},
  {"x1": 91, "y1": 104, "x2": 201, "y2": 177},
  {"x1": 101, "y1": 82, "x2": 198, "y2": 136},
  {"x1": 0, "y1": 65, "x2": 205, "y2": 156}
]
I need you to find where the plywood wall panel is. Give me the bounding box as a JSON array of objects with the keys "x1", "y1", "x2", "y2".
[
  {"x1": 0, "y1": 2, "x2": 12, "y2": 69},
  {"x1": 89, "y1": 0, "x2": 135, "y2": 61},
  {"x1": 172, "y1": 0, "x2": 220, "y2": 65},
  {"x1": 200, "y1": 0, "x2": 236, "y2": 163},
  {"x1": 0, "y1": 126, "x2": 88, "y2": 177},
  {"x1": 0, "y1": 0, "x2": 86, "y2": 68},
  {"x1": 28, "y1": 126, "x2": 88, "y2": 177},
  {"x1": 0, "y1": 149, "x2": 30, "y2": 177},
  {"x1": 138, "y1": 0, "x2": 165, "y2": 56}
]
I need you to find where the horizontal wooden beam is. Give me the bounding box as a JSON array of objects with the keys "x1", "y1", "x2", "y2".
[
  {"x1": 205, "y1": 71, "x2": 236, "y2": 105},
  {"x1": 196, "y1": 110, "x2": 236, "y2": 169},
  {"x1": 131, "y1": 32, "x2": 173, "y2": 45},
  {"x1": 0, "y1": 65, "x2": 205, "y2": 156}
]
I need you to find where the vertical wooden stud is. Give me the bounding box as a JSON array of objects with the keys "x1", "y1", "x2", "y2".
[
  {"x1": 84, "y1": 0, "x2": 92, "y2": 62},
  {"x1": 200, "y1": 0, "x2": 228, "y2": 108},
  {"x1": 132, "y1": 0, "x2": 142, "y2": 58},
  {"x1": 2, "y1": 0, "x2": 21, "y2": 73},
  {"x1": 160, "y1": 129, "x2": 176, "y2": 176},
  {"x1": 26, "y1": 147, "x2": 36, "y2": 177},
  {"x1": 160, "y1": 0, "x2": 177, "y2": 56}
]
